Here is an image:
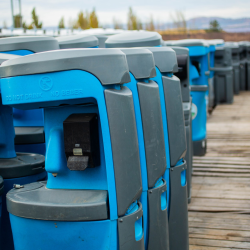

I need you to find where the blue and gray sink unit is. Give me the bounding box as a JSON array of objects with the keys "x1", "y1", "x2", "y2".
[
  {"x1": 0, "y1": 36, "x2": 59, "y2": 155},
  {"x1": 169, "y1": 46, "x2": 193, "y2": 203},
  {"x1": 239, "y1": 41, "x2": 250, "y2": 91},
  {"x1": 106, "y1": 32, "x2": 189, "y2": 250},
  {"x1": 0, "y1": 53, "x2": 46, "y2": 250},
  {"x1": 120, "y1": 48, "x2": 169, "y2": 250},
  {"x1": 56, "y1": 34, "x2": 99, "y2": 49},
  {"x1": 225, "y1": 42, "x2": 240, "y2": 95},
  {"x1": 147, "y1": 47, "x2": 188, "y2": 250},
  {"x1": 0, "y1": 48, "x2": 145, "y2": 250},
  {"x1": 213, "y1": 46, "x2": 234, "y2": 104},
  {"x1": 166, "y1": 39, "x2": 209, "y2": 156}
]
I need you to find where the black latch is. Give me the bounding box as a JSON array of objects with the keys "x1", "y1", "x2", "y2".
[{"x1": 63, "y1": 113, "x2": 100, "y2": 171}]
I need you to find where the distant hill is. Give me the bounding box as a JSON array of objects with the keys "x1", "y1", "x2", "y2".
[{"x1": 186, "y1": 17, "x2": 250, "y2": 32}]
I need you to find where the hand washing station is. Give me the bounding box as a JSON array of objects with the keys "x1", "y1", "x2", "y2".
[
  {"x1": 0, "y1": 48, "x2": 145, "y2": 250},
  {"x1": 168, "y1": 46, "x2": 193, "y2": 203}
]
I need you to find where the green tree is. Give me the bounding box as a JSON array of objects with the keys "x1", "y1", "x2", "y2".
[
  {"x1": 14, "y1": 14, "x2": 22, "y2": 28},
  {"x1": 58, "y1": 17, "x2": 65, "y2": 29},
  {"x1": 207, "y1": 20, "x2": 222, "y2": 32},
  {"x1": 77, "y1": 11, "x2": 89, "y2": 29},
  {"x1": 146, "y1": 15, "x2": 155, "y2": 31},
  {"x1": 31, "y1": 8, "x2": 43, "y2": 28},
  {"x1": 89, "y1": 8, "x2": 99, "y2": 28},
  {"x1": 127, "y1": 7, "x2": 141, "y2": 30}
]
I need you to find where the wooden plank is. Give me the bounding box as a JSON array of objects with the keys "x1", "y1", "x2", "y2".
[
  {"x1": 189, "y1": 238, "x2": 250, "y2": 249},
  {"x1": 189, "y1": 227, "x2": 250, "y2": 237},
  {"x1": 190, "y1": 246, "x2": 243, "y2": 250},
  {"x1": 189, "y1": 221, "x2": 250, "y2": 232},
  {"x1": 189, "y1": 212, "x2": 250, "y2": 220},
  {"x1": 189, "y1": 234, "x2": 250, "y2": 243}
]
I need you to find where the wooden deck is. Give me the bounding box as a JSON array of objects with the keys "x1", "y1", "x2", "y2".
[{"x1": 188, "y1": 92, "x2": 250, "y2": 250}]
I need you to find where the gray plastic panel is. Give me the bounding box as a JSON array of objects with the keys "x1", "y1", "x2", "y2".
[
  {"x1": 120, "y1": 48, "x2": 156, "y2": 79},
  {"x1": 170, "y1": 47, "x2": 190, "y2": 102},
  {"x1": 0, "y1": 49, "x2": 131, "y2": 86},
  {"x1": 0, "y1": 36, "x2": 59, "y2": 53},
  {"x1": 184, "y1": 125, "x2": 192, "y2": 202},
  {"x1": 0, "y1": 176, "x2": 3, "y2": 195},
  {"x1": 0, "y1": 53, "x2": 20, "y2": 64},
  {"x1": 7, "y1": 182, "x2": 108, "y2": 221},
  {"x1": 56, "y1": 34, "x2": 98, "y2": 49},
  {"x1": 118, "y1": 202, "x2": 144, "y2": 250},
  {"x1": 137, "y1": 81, "x2": 166, "y2": 188},
  {"x1": 208, "y1": 77, "x2": 215, "y2": 108},
  {"x1": 193, "y1": 139, "x2": 207, "y2": 156},
  {"x1": 162, "y1": 76, "x2": 187, "y2": 167},
  {"x1": 215, "y1": 47, "x2": 232, "y2": 67},
  {"x1": 233, "y1": 65, "x2": 240, "y2": 95},
  {"x1": 0, "y1": 153, "x2": 45, "y2": 178},
  {"x1": 169, "y1": 161, "x2": 189, "y2": 250},
  {"x1": 105, "y1": 31, "x2": 161, "y2": 48},
  {"x1": 240, "y1": 64, "x2": 246, "y2": 90},
  {"x1": 146, "y1": 47, "x2": 178, "y2": 73},
  {"x1": 147, "y1": 179, "x2": 169, "y2": 250},
  {"x1": 14, "y1": 127, "x2": 45, "y2": 144},
  {"x1": 214, "y1": 70, "x2": 234, "y2": 104},
  {"x1": 247, "y1": 63, "x2": 250, "y2": 90},
  {"x1": 190, "y1": 85, "x2": 208, "y2": 92},
  {"x1": 105, "y1": 87, "x2": 142, "y2": 216}
]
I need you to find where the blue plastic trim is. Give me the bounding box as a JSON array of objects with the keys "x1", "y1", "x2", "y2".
[
  {"x1": 209, "y1": 45, "x2": 216, "y2": 52},
  {"x1": 191, "y1": 90, "x2": 207, "y2": 141},
  {"x1": 181, "y1": 170, "x2": 186, "y2": 187},
  {"x1": 9, "y1": 215, "x2": 118, "y2": 250},
  {"x1": 190, "y1": 63, "x2": 200, "y2": 82},
  {"x1": 125, "y1": 201, "x2": 138, "y2": 215},
  {"x1": 0, "y1": 101, "x2": 16, "y2": 158},
  {"x1": 140, "y1": 191, "x2": 148, "y2": 248},
  {"x1": 13, "y1": 108, "x2": 44, "y2": 127},
  {"x1": 0, "y1": 50, "x2": 33, "y2": 56},
  {"x1": 186, "y1": 46, "x2": 207, "y2": 56}
]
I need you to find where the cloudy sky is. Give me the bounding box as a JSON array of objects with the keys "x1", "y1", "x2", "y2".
[{"x1": 1, "y1": 0, "x2": 250, "y2": 27}]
